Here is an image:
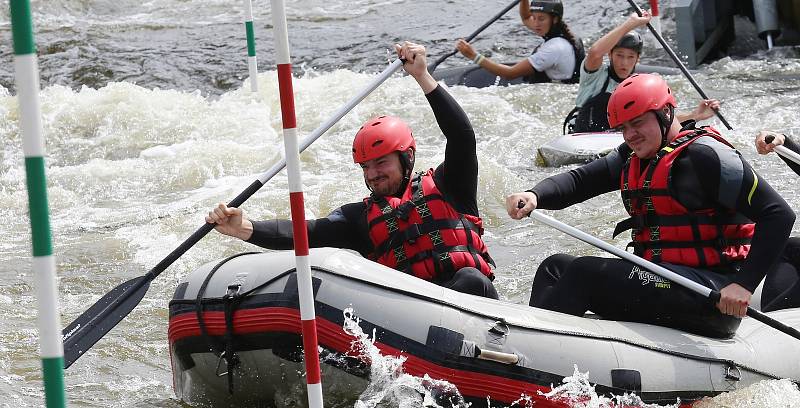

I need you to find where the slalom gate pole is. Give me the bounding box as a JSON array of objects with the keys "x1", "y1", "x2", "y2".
[
  {"x1": 269, "y1": 1, "x2": 324, "y2": 406},
  {"x1": 10, "y1": 0, "x2": 68, "y2": 406},
  {"x1": 648, "y1": 0, "x2": 661, "y2": 40},
  {"x1": 627, "y1": 0, "x2": 733, "y2": 130},
  {"x1": 244, "y1": 0, "x2": 259, "y2": 92}
]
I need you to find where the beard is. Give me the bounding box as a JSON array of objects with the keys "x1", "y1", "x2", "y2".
[{"x1": 367, "y1": 175, "x2": 403, "y2": 197}]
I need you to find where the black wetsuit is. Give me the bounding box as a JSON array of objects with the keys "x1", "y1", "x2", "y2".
[
  {"x1": 246, "y1": 85, "x2": 498, "y2": 299},
  {"x1": 526, "y1": 123, "x2": 795, "y2": 338},
  {"x1": 761, "y1": 135, "x2": 800, "y2": 311}
]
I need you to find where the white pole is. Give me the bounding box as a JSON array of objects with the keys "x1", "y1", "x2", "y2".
[
  {"x1": 648, "y1": 0, "x2": 662, "y2": 46},
  {"x1": 269, "y1": 1, "x2": 324, "y2": 406},
  {"x1": 244, "y1": 0, "x2": 259, "y2": 92},
  {"x1": 11, "y1": 0, "x2": 68, "y2": 406}
]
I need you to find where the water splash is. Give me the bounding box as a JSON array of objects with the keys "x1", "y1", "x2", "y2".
[
  {"x1": 536, "y1": 366, "x2": 679, "y2": 408},
  {"x1": 693, "y1": 378, "x2": 800, "y2": 408},
  {"x1": 341, "y1": 307, "x2": 470, "y2": 408},
  {"x1": 338, "y1": 309, "x2": 800, "y2": 408}
]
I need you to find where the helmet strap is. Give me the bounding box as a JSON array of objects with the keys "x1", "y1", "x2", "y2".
[
  {"x1": 654, "y1": 106, "x2": 675, "y2": 148},
  {"x1": 397, "y1": 150, "x2": 415, "y2": 195}
]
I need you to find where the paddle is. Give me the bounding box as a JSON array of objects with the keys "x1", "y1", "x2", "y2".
[
  {"x1": 524, "y1": 207, "x2": 800, "y2": 341},
  {"x1": 61, "y1": 58, "x2": 405, "y2": 369},
  {"x1": 765, "y1": 135, "x2": 800, "y2": 166},
  {"x1": 427, "y1": 0, "x2": 522, "y2": 72},
  {"x1": 626, "y1": 0, "x2": 733, "y2": 130}
]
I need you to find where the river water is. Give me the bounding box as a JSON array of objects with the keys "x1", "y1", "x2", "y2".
[{"x1": 0, "y1": 0, "x2": 798, "y2": 406}]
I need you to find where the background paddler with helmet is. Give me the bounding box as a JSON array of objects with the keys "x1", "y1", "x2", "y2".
[
  {"x1": 454, "y1": 0, "x2": 585, "y2": 84},
  {"x1": 205, "y1": 41, "x2": 498, "y2": 299},
  {"x1": 506, "y1": 73, "x2": 795, "y2": 339},
  {"x1": 568, "y1": 9, "x2": 720, "y2": 133}
]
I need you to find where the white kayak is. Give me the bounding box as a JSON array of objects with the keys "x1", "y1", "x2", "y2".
[
  {"x1": 537, "y1": 131, "x2": 624, "y2": 167},
  {"x1": 168, "y1": 248, "x2": 800, "y2": 407}
]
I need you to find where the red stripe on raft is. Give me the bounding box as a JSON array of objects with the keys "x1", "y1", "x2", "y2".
[
  {"x1": 649, "y1": 0, "x2": 659, "y2": 16},
  {"x1": 168, "y1": 308, "x2": 695, "y2": 408},
  {"x1": 302, "y1": 318, "x2": 322, "y2": 384},
  {"x1": 289, "y1": 192, "x2": 310, "y2": 256},
  {"x1": 170, "y1": 308, "x2": 553, "y2": 406},
  {"x1": 276, "y1": 63, "x2": 297, "y2": 129},
  {"x1": 169, "y1": 308, "x2": 553, "y2": 404}
]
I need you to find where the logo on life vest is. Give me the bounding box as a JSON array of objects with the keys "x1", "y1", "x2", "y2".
[{"x1": 628, "y1": 265, "x2": 671, "y2": 289}]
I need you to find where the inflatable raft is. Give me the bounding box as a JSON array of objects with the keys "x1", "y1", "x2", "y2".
[
  {"x1": 168, "y1": 248, "x2": 800, "y2": 407},
  {"x1": 536, "y1": 131, "x2": 623, "y2": 167},
  {"x1": 432, "y1": 63, "x2": 680, "y2": 88}
]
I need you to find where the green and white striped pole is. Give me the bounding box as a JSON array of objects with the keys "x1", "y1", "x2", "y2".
[
  {"x1": 10, "y1": 1, "x2": 68, "y2": 406},
  {"x1": 244, "y1": 0, "x2": 259, "y2": 92}
]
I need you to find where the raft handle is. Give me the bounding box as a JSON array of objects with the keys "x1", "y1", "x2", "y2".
[
  {"x1": 474, "y1": 345, "x2": 519, "y2": 365},
  {"x1": 724, "y1": 364, "x2": 741, "y2": 381}
]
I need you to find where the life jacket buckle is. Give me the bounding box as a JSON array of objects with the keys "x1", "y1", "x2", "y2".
[
  {"x1": 406, "y1": 223, "x2": 422, "y2": 244},
  {"x1": 395, "y1": 202, "x2": 414, "y2": 221}
]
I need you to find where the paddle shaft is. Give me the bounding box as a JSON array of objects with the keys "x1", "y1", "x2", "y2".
[
  {"x1": 527, "y1": 209, "x2": 800, "y2": 341},
  {"x1": 61, "y1": 58, "x2": 405, "y2": 368},
  {"x1": 626, "y1": 0, "x2": 733, "y2": 130},
  {"x1": 765, "y1": 135, "x2": 800, "y2": 166},
  {"x1": 428, "y1": 0, "x2": 522, "y2": 72}
]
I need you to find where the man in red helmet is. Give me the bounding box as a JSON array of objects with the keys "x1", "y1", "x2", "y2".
[
  {"x1": 506, "y1": 73, "x2": 795, "y2": 338},
  {"x1": 206, "y1": 41, "x2": 498, "y2": 299},
  {"x1": 569, "y1": 10, "x2": 718, "y2": 133}
]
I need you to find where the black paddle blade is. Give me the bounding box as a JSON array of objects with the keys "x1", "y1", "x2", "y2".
[{"x1": 62, "y1": 275, "x2": 152, "y2": 368}]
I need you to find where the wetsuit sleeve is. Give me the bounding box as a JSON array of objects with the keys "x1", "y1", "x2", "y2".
[
  {"x1": 529, "y1": 143, "x2": 629, "y2": 209},
  {"x1": 780, "y1": 135, "x2": 800, "y2": 176},
  {"x1": 679, "y1": 143, "x2": 796, "y2": 292},
  {"x1": 247, "y1": 201, "x2": 374, "y2": 257},
  {"x1": 427, "y1": 85, "x2": 480, "y2": 216}
]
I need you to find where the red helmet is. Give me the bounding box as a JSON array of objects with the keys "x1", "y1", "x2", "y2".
[
  {"x1": 607, "y1": 73, "x2": 677, "y2": 128},
  {"x1": 352, "y1": 115, "x2": 416, "y2": 164}
]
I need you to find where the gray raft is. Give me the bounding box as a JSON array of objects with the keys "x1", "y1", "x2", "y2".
[
  {"x1": 169, "y1": 248, "x2": 800, "y2": 407},
  {"x1": 536, "y1": 131, "x2": 624, "y2": 167}
]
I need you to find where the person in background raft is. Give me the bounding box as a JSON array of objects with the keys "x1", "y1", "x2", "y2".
[
  {"x1": 754, "y1": 130, "x2": 800, "y2": 311},
  {"x1": 567, "y1": 10, "x2": 720, "y2": 133},
  {"x1": 206, "y1": 41, "x2": 498, "y2": 299},
  {"x1": 506, "y1": 74, "x2": 795, "y2": 338},
  {"x1": 455, "y1": 0, "x2": 584, "y2": 84}
]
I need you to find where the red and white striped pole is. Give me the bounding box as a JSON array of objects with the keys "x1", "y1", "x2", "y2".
[
  {"x1": 269, "y1": 1, "x2": 323, "y2": 407},
  {"x1": 648, "y1": 0, "x2": 661, "y2": 40}
]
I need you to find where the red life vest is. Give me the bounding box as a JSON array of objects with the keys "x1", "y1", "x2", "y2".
[
  {"x1": 364, "y1": 169, "x2": 494, "y2": 281},
  {"x1": 616, "y1": 127, "x2": 755, "y2": 267}
]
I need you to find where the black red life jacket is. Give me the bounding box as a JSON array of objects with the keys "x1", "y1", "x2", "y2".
[
  {"x1": 364, "y1": 169, "x2": 494, "y2": 282},
  {"x1": 614, "y1": 127, "x2": 755, "y2": 268}
]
